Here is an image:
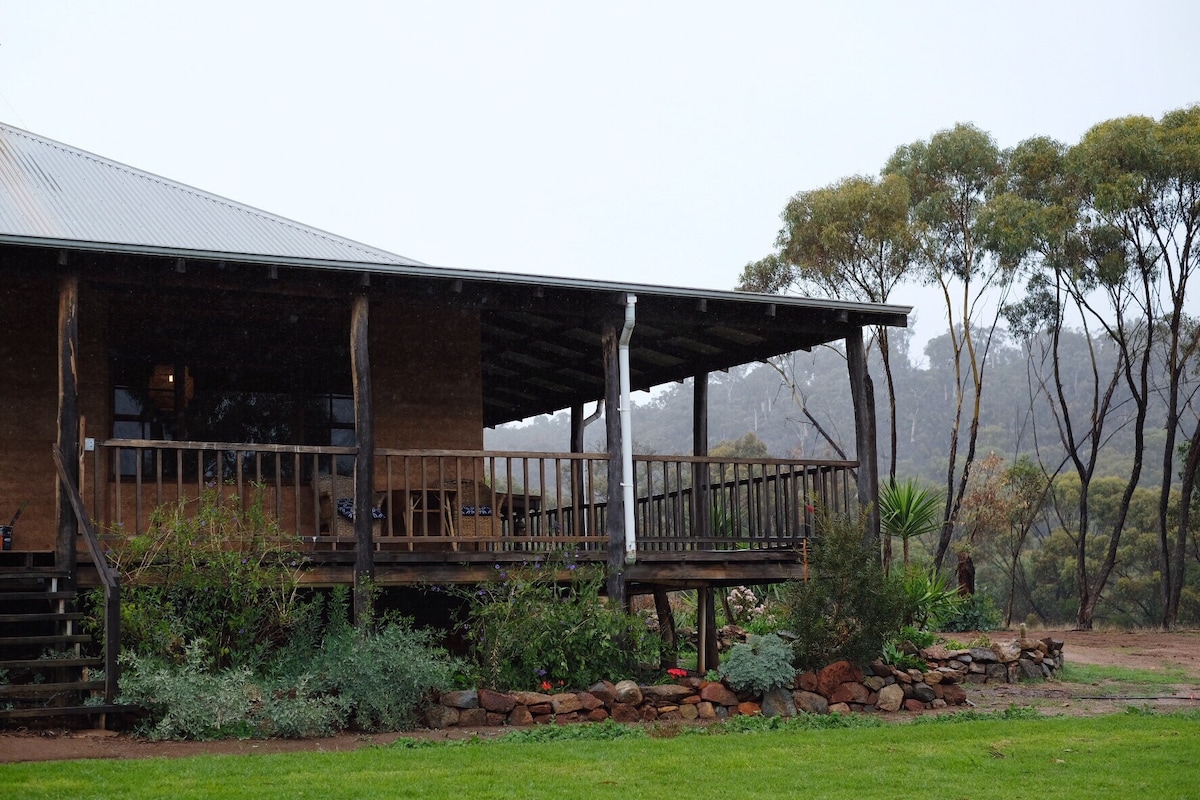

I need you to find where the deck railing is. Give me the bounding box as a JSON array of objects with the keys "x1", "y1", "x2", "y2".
[{"x1": 91, "y1": 440, "x2": 855, "y2": 557}]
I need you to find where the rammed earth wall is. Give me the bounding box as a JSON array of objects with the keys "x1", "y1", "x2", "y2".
[{"x1": 425, "y1": 637, "x2": 1065, "y2": 727}]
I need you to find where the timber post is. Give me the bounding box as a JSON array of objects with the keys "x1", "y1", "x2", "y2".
[
  {"x1": 693, "y1": 371, "x2": 719, "y2": 673},
  {"x1": 56, "y1": 270, "x2": 80, "y2": 584},
  {"x1": 846, "y1": 328, "x2": 880, "y2": 548},
  {"x1": 351, "y1": 291, "x2": 376, "y2": 624},
  {"x1": 602, "y1": 316, "x2": 626, "y2": 608}
]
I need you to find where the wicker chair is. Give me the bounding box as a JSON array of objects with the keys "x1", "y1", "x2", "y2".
[
  {"x1": 316, "y1": 475, "x2": 383, "y2": 538},
  {"x1": 438, "y1": 478, "x2": 500, "y2": 548}
]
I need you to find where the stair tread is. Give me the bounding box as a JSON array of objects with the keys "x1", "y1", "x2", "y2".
[
  {"x1": 0, "y1": 704, "x2": 132, "y2": 721},
  {"x1": 0, "y1": 591, "x2": 78, "y2": 601},
  {"x1": 0, "y1": 657, "x2": 104, "y2": 669},
  {"x1": 0, "y1": 634, "x2": 92, "y2": 646},
  {"x1": 0, "y1": 681, "x2": 105, "y2": 696},
  {"x1": 0, "y1": 612, "x2": 87, "y2": 623}
]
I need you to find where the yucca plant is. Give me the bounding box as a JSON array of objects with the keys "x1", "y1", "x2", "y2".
[{"x1": 879, "y1": 478, "x2": 941, "y2": 568}]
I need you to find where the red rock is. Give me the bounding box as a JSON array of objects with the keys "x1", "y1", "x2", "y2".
[
  {"x1": 587, "y1": 681, "x2": 617, "y2": 705},
  {"x1": 829, "y1": 681, "x2": 870, "y2": 705},
  {"x1": 528, "y1": 703, "x2": 552, "y2": 715},
  {"x1": 941, "y1": 684, "x2": 967, "y2": 705},
  {"x1": 611, "y1": 703, "x2": 640, "y2": 723},
  {"x1": 640, "y1": 705, "x2": 659, "y2": 722},
  {"x1": 828, "y1": 702, "x2": 851, "y2": 715},
  {"x1": 510, "y1": 691, "x2": 555, "y2": 707},
  {"x1": 658, "y1": 709, "x2": 682, "y2": 721},
  {"x1": 554, "y1": 712, "x2": 581, "y2": 724},
  {"x1": 700, "y1": 682, "x2": 739, "y2": 706},
  {"x1": 508, "y1": 706, "x2": 534, "y2": 726},
  {"x1": 479, "y1": 689, "x2": 517, "y2": 714},
  {"x1": 458, "y1": 708, "x2": 488, "y2": 726},
  {"x1": 681, "y1": 694, "x2": 701, "y2": 705},
  {"x1": 550, "y1": 693, "x2": 584, "y2": 714},
  {"x1": 816, "y1": 661, "x2": 864, "y2": 698},
  {"x1": 736, "y1": 701, "x2": 761, "y2": 716},
  {"x1": 798, "y1": 671, "x2": 819, "y2": 693},
  {"x1": 903, "y1": 699, "x2": 926, "y2": 712},
  {"x1": 577, "y1": 692, "x2": 604, "y2": 711},
  {"x1": 587, "y1": 708, "x2": 609, "y2": 722},
  {"x1": 485, "y1": 712, "x2": 506, "y2": 726},
  {"x1": 533, "y1": 714, "x2": 553, "y2": 725}
]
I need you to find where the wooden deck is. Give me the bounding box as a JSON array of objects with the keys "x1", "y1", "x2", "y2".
[{"x1": 73, "y1": 440, "x2": 855, "y2": 590}]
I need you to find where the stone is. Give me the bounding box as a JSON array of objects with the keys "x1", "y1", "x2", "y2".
[
  {"x1": 478, "y1": 689, "x2": 517, "y2": 714},
  {"x1": 611, "y1": 703, "x2": 640, "y2": 723},
  {"x1": 828, "y1": 702, "x2": 851, "y2": 715},
  {"x1": 991, "y1": 641, "x2": 1022, "y2": 662},
  {"x1": 658, "y1": 709, "x2": 683, "y2": 722},
  {"x1": 658, "y1": 705, "x2": 680, "y2": 714},
  {"x1": 700, "y1": 682, "x2": 739, "y2": 706},
  {"x1": 614, "y1": 679, "x2": 643, "y2": 706},
  {"x1": 425, "y1": 705, "x2": 459, "y2": 728},
  {"x1": 798, "y1": 671, "x2": 820, "y2": 693},
  {"x1": 922, "y1": 671, "x2": 943, "y2": 685},
  {"x1": 830, "y1": 681, "x2": 870, "y2": 705},
  {"x1": 863, "y1": 675, "x2": 886, "y2": 692},
  {"x1": 736, "y1": 701, "x2": 762, "y2": 716},
  {"x1": 762, "y1": 687, "x2": 797, "y2": 718},
  {"x1": 640, "y1": 705, "x2": 659, "y2": 722},
  {"x1": 587, "y1": 681, "x2": 617, "y2": 706},
  {"x1": 903, "y1": 698, "x2": 926, "y2": 712},
  {"x1": 577, "y1": 692, "x2": 604, "y2": 711},
  {"x1": 715, "y1": 705, "x2": 729, "y2": 718},
  {"x1": 931, "y1": 698, "x2": 947, "y2": 709},
  {"x1": 440, "y1": 690, "x2": 479, "y2": 709},
  {"x1": 528, "y1": 703, "x2": 552, "y2": 716},
  {"x1": 892, "y1": 669, "x2": 913, "y2": 685},
  {"x1": 1027, "y1": 649, "x2": 1044, "y2": 665},
  {"x1": 508, "y1": 706, "x2": 534, "y2": 726},
  {"x1": 911, "y1": 683, "x2": 936, "y2": 703},
  {"x1": 793, "y1": 690, "x2": 830, "y2": 715},
  {"x1": 587, "y1": 708, "x2": 609, "y2": 722},
  {"x1": 458, "y1": 708, "x2": 488, "y2": 726},
  {"x1": 679, "y1": 703, "x2": 700, "y2": 721},
  {"x1": 533, "y1": 714, "x2": 553, "y2": 725},
  {"x1": 510, "y1": 691, "x2": 555, "y2": 707},
  {"x1": 869, "y1": 660, "x2": 892, "y2": 677},
  {"x1": 550, "y1": 693, "x2": 584, "y2": 714},
  {"x1": 697, "y1": 701, "x2": 718, "y2": 719},
  {"x1": 965, "y1": 672, "x2": 986, "y2": 684},
  {"x1": 486, "y1": 712, "x2": 506, "y2": 726},
  {"x1": 681, "y1": 694, "x2": 701, "y2": 705},
  {"x1": 1018, "y1": 658, "x2": 1043, "y2": 680},
  {"x1": 554, "y1": 712, "x2": 581, "y2": 724},
  {"x1": 968, "y1": 663, "x2": 986, "y2": 674},
  {"x1": 985, "y1": 663, "x2": 1008, "y2": 681},
  {"x1": 941, "y1": 684, "x2": 967, "y2": 705},
  {"x1": 968, "y1": 647, "x2": 997, "y2": 663},
  {"x1": 876, "y1": 683, "x2": 904, "y2": 712},
  {"x1": 922, "y1": 644, "x2": 953, "y2": 661},
  {"x1": 641, "y1": 684, "x2": 694, "y2": 703},
  {"x1": 816, "y1": 660, "x2": 864, "y2": 698}
]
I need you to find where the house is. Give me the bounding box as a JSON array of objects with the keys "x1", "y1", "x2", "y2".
[{"x1": 0, "y1": 122, "x2": 909, "y2": 714}]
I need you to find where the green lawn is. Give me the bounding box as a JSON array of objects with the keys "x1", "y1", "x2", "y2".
[
  {"x1": 3, "y1": 712, "x2": 1199, "y2": 800},
  {"x1": 1059, "y1": 662, "x2": 1194, "y2": 696}
]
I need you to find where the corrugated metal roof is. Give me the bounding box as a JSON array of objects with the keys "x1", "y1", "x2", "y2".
[{"x1": 0, "y1": 122, "x2": 426, "y2": 266}]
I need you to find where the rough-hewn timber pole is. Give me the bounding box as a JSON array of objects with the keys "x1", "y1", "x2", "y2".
[
  {"x1": 693, "y1": 371, "x2": 719, "y2": 673},
  {"x1": 846, "y1": 328, "x2": 880, "y2": 549},
  {"x1": 602, "y1": 316, "x2": 625, "y2": 608},
  {"x1": 570, "y1": 403, "x2": 586, "y2": 537},
  {"x1": 56, "y1": 271, "x2": 80, "y2": 584},
  {"x1": 351, "y1": 292, "x2": 376, "y2": 624}
]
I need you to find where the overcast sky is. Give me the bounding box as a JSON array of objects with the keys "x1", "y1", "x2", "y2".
[{"x1": 2, "y1": 1, "x2": 1198, "y2": 351}]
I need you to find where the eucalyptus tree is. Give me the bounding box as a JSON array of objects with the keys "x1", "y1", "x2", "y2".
[
  {"x1": 1069, "y1": 107, "x2": 1200, "y2": 628},
  {"x1": 883, "y1": 123, "x2": 1015, "y2": 572},
  {"x1": 739, "y1": 174, "x2": 915, "y2": 565},
  {"x1": 740, "y1": 173, "x2": 914, "y2": 475}
]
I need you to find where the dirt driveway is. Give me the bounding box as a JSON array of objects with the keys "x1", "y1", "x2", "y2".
[{"x1": 3, "y1": 628, "x2": 1199, "y2": 763}]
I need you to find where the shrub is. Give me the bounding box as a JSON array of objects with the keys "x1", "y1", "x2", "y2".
[
  {"x1": 941, "y1": 591, "x2": 1002, "y2": 632},
  {"x1": 898, "y1": 566, "x2": 963, "y2": 630},
  {"x1": 453, "y1": 553, "x2": 658, "y2": 690},
  {"x1": 119, "y1": 588, "x2": 460, "y2": 738},
  {"x1": 778, "y1": 511, "x2": 906, "y2": 670},
  {"x1": 718, "y1": 633, "x2": 795, "y2": 694},
  {"x1": 101, "y1": 486, "x2": 307, "y2": 670}
]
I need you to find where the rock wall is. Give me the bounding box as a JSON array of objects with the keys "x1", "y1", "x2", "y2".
[{"x1": 425, "y1": 636, "x2": 1065, "y2": 728}]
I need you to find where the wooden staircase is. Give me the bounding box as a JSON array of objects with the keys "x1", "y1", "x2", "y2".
[{"x1": 0, "y1": 551, "x2": 124, "y2": 727}]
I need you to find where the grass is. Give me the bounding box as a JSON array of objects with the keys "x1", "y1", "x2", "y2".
[
  {"x1": 3, "y1": 712, "x2": 1199, "y2": 799},
  {"x1": 1059, "y1": 663, "x2": 1195, "y2": 697}
]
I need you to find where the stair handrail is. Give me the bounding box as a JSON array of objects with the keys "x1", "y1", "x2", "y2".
[{"x1": 53, "y1": 445, "x2": 120, "y2": 704}]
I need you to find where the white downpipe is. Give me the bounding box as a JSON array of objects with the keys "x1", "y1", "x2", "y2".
[{"x1": 619, "y1": 295, "x2": 637, "y2": 566}]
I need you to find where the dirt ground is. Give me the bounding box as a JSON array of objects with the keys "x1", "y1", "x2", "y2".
[{"x1": 3, "y1": 628, "x2": 1199, "y2": 764}]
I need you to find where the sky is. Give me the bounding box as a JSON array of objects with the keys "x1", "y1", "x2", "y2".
[{"x1": 2, "y1": 0, "x2": 1198, "y2": 354}]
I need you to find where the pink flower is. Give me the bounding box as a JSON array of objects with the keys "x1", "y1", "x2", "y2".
[{"x1": 667, "y1": 667, "x2": 688, "y2": 678}]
